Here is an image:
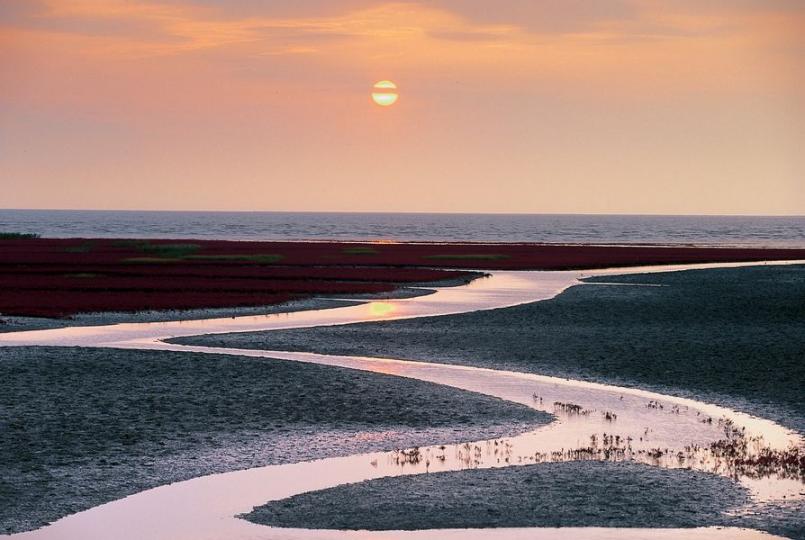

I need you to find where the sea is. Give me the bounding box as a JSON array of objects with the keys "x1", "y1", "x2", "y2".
[{"x1": 1, "y1": 209, "x2": 803, "y2": 248}]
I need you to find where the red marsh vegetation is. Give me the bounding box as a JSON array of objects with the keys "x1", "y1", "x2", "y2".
[{"x1": 1, "y1": 237, "x2": 803, "y2": 318}]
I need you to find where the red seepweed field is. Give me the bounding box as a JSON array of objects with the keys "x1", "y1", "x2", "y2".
[{"x1": 2, "y1": 237, "x2": 804, "y2": 318}]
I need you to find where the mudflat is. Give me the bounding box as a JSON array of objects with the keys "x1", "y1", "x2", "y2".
[
  {"x1": 177, "y1": 265, "x2": 805, "y2": 433},
  {"x1": 0, "y1": 347, "x2": 548, "y2": 534}
]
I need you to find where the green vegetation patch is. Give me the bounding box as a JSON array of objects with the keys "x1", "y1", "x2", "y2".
[
  {"x1": 186, "y1": 254, "x2": 284, "y2": 264},
  {"x1": 138, "y1": 243, "x2": 201, "y2": 258},
  {"x1": 117, "y1": 242, "x2": 205, "y2": 262},
  {"x1": 0, "y1": 232, "x2": 40, "y2": 239}
]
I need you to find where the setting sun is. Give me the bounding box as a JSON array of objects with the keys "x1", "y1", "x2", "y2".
[{"x1": 371, "y1": 80, "x2": 398, "y2": 107}]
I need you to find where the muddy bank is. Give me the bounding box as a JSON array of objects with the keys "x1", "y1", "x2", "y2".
[
  {"x1": 246, "y1": 461, "x2": 804, "y2": 538},
  {"x1": 0, "y1": 347, "x2": 548, "y2": 534},
  {"x1": 0, "y1": 297, "x2": 358, "y2": 333},
  {"x1": 176, "y1": 265, "x2": 805, "y2": 433},
  {"x1": 246, "y1": 461, "x2": 748, "y2": 530}
]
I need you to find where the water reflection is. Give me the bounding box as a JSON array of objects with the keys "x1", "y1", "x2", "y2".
[{"x1": 367, "y1": 302, "x2": 395, "y2": 318}]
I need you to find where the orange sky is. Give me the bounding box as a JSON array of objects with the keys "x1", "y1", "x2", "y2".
[{"x1": 2, "y1": 0, "x2": 803, "y2": 214}]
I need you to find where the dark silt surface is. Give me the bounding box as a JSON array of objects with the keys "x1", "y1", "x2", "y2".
[
  {"x1": 245, "y1": 461, "x2": 805, "y2": 538},
  {"x1": 245, "y1": 461, "x2": 749, "y2": 530},
  {"x1": 0, "y1": 347, "x2": 548, "y2": 534},
  {"x1": 177, "y1": 265, "x2": 805, "y2": 434},
  {"x1": 243, "y1": 461, "x2": 805, "y2": 539}
]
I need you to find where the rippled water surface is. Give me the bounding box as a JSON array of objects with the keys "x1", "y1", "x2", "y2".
[{"x1": 2, "y1": 210, "x2": 804, "y2": 247}]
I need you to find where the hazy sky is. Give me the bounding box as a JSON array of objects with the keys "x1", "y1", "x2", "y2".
[{"x1": 2, "y1": 0, "x2": 803, "y2": 214}]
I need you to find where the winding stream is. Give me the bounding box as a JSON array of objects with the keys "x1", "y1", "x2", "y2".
[{"x1": 2, "y1": 261, "x2": 803, "y2": 540}]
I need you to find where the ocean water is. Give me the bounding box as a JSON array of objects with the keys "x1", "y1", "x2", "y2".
[{"x1": 1, "y1": 210, "x2": 803, "y2": 247}]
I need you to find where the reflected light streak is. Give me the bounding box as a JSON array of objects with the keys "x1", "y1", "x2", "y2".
[{"x1": 368, "y1": 301, "x2": 396, "y2": 317}]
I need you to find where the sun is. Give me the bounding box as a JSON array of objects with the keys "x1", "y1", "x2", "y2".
[{"x1": 371, "y1": 80, "x2": 398, "y2": 107}]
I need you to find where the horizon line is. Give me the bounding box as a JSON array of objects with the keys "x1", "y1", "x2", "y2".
[{"x1": 2, "y1": 208, "x2": 804, "y2": 219}]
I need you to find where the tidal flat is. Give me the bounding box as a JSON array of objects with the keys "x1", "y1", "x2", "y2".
[
  {"x1": 177, "y1": 265, "x2": 805, "y2": 433},
  {"x1": 245, "y1": 460, "x2": 805, "y2": 538},
  {"x1": 246, "y1": 461, "x2": 750, "y2": 530},
  {"x1": 0, "y1": 347, "x2": 548, "y2": 534},
  {"x1": 175, "y1": 264, "x2": 805, "y2": 538}
]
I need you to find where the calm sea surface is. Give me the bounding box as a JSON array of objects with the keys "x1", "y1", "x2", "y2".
[{"x1": 1, "y1": 210, "x2": 803, "y2": 247}]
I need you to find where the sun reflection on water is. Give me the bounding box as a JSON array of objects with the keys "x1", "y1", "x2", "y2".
[{"x1": 368, "y1": 302, "x2": 395, "y2": 317}]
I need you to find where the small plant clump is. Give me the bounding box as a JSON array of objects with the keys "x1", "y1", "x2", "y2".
[
  {"x1": 553, "y1": 401, "x2": 592, "y2": 416},
  {"x1": 393, "y1": 447, "x2": 423, "y2": 466},
  {"x1": 602, "y1": 411, "x2": 618, "y2": 422},
  {"x1": 0, "y1": 232, "x2": 40, "y2": 239}
]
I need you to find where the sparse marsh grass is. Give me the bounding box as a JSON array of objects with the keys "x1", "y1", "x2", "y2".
[
  {"x1": 139, "y1": 243, "x2": 201, "y2": 258},
  {"x1": 185, "y1": 254, "x2": 284, "y2": 263},
  {"x1": 123, "y1": 242, "x2": 283, "y2": 264},
  {"x1": 117, "y1": 241, "x2": 202, "y2": 261}
]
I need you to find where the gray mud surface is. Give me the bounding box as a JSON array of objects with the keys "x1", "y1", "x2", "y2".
[
  {"x1": 0, "y1": 298, "x2": 357, "y2": 333},
  {"x1": 246, "y1": 461, "x2": 751, "y2": 530},
  {"x1": 178, "y1": 265, "x2": 805, "y2": 433},
  {"x1": 0, "y1": 346, "x2": 548, "y2": 534}
]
